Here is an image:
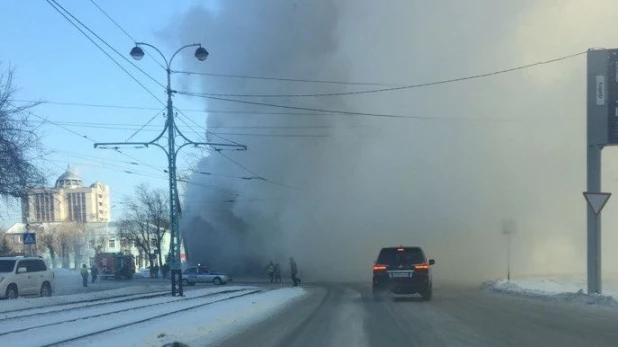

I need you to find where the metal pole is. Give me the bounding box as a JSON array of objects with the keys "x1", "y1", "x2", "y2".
[
  {"x1": 507, "y1": 232, "x2": 511, "y2": 281},
  {"x1": 94, "y1": 42, "x2": 246, "y2": 296},
  {"x1": 165, "y1": 66, "x2": 183, "y2": 297},
  {"x1": 587, "y1": 144, "x2": 602, "y2": 294},
  {"x1": 586, "y1": 49, "x2": 607, "y2": 295}
]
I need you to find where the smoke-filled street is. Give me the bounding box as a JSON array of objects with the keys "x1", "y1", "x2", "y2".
[
  {"x1": 7, "y1": 0, "x2": 618, "y2": 346},
  {"x1": 216, "y1": 283, "x2": 618, "y2": 347}
]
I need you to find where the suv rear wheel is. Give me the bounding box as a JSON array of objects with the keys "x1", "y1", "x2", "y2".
[
  {"x1": 40, "y1": 282, "x2": 52, "y2": 297},
  {"x1": 5, "y1": 284, "x2": 18, "y2": 300},
  {"x1": 213, "y1": 277, "x2": 223, "y2": 285},
  {"x1": 420, "y1": 287, "x2": 432, "y2": 301}
]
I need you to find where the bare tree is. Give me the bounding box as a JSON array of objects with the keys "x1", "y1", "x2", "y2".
[
  {"x1": 0, "y1": 65, "x2": 45, "y2": 209},
  {"x1": 139, "y1": 185, "x2": 169, "y2": 267},
  {"x1": 54, "y1": 223, "x2": 81, "y2": 269},
  {"x1": 39, "y1": 226, "x2": 58, "y2": 268},
  {"x1": 118, "y1": 184, "x2": 169, "y2": 269},
  {"x1": 72, "y1": 223, "x2": 86, "y2": 269},
  {"x1": 0, "y1": 229, "x2": 15, "y2": 255},
  {"x1": 118, "y1": 199, "x2": 153, "y2": 268}
]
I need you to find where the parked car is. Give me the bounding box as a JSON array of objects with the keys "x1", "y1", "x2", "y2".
[
  {"x1": 0, "y1": 256, "x2": 55, "y2": 299},
  {"x1": 182, "y1": 266, "x2": 232, "y2": 286}
]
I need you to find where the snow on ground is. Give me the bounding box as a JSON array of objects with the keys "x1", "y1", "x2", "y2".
[
  {"x1": 0, "y1": 282, "x2": 169, "y2": 313},
  {"x1": 482, "y1": 277, "x2": 618, "y2": 306},
  {"x1": 77, "y1": 287, "x2": 307, "y2": 347}
]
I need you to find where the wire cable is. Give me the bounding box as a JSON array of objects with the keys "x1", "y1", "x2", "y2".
[
  {"x1": 171, "y1": 70, "x2": 395, "y2": 87},
  {"x1": 88, "y1": 0, "x2": 166, "y2": 70},
  {"x1": 180, "y1": 93, "x2": 485, "y2": 120},
  {"x1": 46, "y1": 0, "x2": 166, "y2": 106},
  {"x1": 178, "y1": 51, "x2": 586, "y2": 98},
  {"x1": 124, "y1": 109, "x2": 165, "y2": 142}
]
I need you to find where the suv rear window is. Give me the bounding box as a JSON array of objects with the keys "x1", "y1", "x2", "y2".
[
  {"x1": 0, "y1": 260, "x2": 16, "y2": 273},
  {"x1": 377, "y1": 248, "x2": 425, "y2": 266}
]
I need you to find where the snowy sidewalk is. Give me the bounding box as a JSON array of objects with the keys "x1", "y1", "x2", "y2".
[
  {"x1": 482, "y1": 277, "x2": 618, "y2": 306},
  {"x1": 0, "y1": 285, "x2": 307, "y2": 347}
]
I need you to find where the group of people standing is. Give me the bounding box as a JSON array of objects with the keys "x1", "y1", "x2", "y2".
[
  {"x1": 265, "y1": 257, "x2": 301, "y2": 286},
  {"x1": 80, "y1": 264, "x2": 99, "y2": 287},
  {"x1": 149, "y1": 263, "x2": 170, "y2": 279}
]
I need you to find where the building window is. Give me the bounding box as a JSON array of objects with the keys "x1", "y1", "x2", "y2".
[
  {"x1": 33, "y1": 193, "x2": 55, "y2": 222},
  {"x1": 150, "y1": 238, "x2": 157, "y2": 248},
  {"x1": 120, "y1": 239, "x2": 128, "y2": 248},
  {"x1": 89, "y1": 240, "x2": 95, "y2": 249},
  {"x1": 67, "y1": 192, "x2": 87, "y2": 222},
  {"x1": 109, "y1": 239, "x2": 116, "y2": 248}
]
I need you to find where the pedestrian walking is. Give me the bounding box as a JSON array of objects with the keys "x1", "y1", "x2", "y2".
[
  {"x1": 274, "y1": 263, "x2": 282, "y2": 283},
  {"x1": 265, "y1": 261, "x2": 275, "y2": 283},
  {"x1": 154, "y1": 264, "x2": 160, "y2": 279},
  {"x1": 162, "y1": 263, "x2": 170, "y2": 279},
  {"x1": 90, "y1": 265, "x2": 99, "y2": 284},
  {"x1": 80, "y1": 264, "x2": 89, "y2": 287},
  {"x1": 290, "y1": 257, "x2": 301, "y2": 286}
]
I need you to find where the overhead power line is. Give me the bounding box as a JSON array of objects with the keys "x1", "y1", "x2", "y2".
[
  {"x1": 124, "y1": 109, "x2": 165, "y2": 142},
  {"x1": 180, "y1": 93, "x2": 516, "y2": 121},
  {"x1": 88, "y1": 0, "x2": 135, "y2": 41},
  {"x1": 31, "y1": 119, "x2": 350, "y2": 130},
  {"x1": 88, "y1": 0, "x2": 167, "y2": 70},
  {"x1": 46, "y1": 0, "x2": 166, "y2": 105},
  {"x1": 172, "y1": 70, "x2": 395, "y2": 87},
  {"x1": 180, "y1": 51, "x2": 586, "y2": 98},
  {"x1": 13, "y1": 99, "x2": 345, "y2": 116}
]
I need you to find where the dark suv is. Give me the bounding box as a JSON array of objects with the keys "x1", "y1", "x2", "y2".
[{"x1": 372, "y1": 246, "x2": 435, "y2": 301}]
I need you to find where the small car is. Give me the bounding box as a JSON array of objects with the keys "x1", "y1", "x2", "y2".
[
  {"x1": 0, "y1": 256, "x2": 55, "y2": 299},
  {"x1": 372, "y1": 246, "x2": 435, "y2": 301},
  {"x1": 181, "y1": 266, "x2": 232, "y2": 286}
]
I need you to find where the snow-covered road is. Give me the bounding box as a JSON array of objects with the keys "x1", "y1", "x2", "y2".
[{"x1": 0, "y1": 286, "x2": 306, "y2": 347}]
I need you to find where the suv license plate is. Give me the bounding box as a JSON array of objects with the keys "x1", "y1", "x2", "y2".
[{"x1": 391, "y1": 272, "x2": 412, "y2": 278}]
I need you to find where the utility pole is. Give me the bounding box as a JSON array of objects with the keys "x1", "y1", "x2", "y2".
[
  {"x1": 502, "y1": 219, "x2": 516, "y2": 281},
  {"x1": 95, "y1": 42, "x2": 247, "y2": 296}
]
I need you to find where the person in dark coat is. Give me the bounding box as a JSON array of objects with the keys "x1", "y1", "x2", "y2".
[
  {"x1": 90, "y1": 265, "x2": 99, "y2": 283},
  {"x1": 80, "y1": 264, "x2": 89, "y2": 287},
  {"x1": 274, "y1": 263, "x2": 282, "y2": 283},
  {"x1": 265, "y1": 261, "x2": 275, "y2": 283},
  {"x1": 290, "y1": 257, "x2": 301, "y2": 286},
  {"x1": 162, "y1": 263, "x2": 170, "y2": 279},
  {"x1": 154, "y1": 264, "x2": 160, "y2": 278}
]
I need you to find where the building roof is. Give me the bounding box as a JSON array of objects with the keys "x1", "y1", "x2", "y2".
[{"x1": 55, "y1": 165, "x2": 83, "y2": 188}]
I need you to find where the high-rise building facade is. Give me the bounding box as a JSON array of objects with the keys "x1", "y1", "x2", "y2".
[{"x1": 21, "y1": 167, "x2": 111, "y2": 223}]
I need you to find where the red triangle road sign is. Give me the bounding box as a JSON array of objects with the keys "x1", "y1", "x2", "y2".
[{"x1": 583, "y1": 192, "x2": 612, "y2": 215}]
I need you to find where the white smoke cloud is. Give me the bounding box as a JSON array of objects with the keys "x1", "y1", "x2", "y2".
[{"x1": 164, "y1": 0, "x2": 618, "y2": 283}]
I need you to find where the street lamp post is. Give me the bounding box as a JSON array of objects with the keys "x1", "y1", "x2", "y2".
[{"x1": 94, "y1": 42, "x2": 247, "y2": 296}]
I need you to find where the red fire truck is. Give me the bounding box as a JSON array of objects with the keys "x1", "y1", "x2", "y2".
[{"x1": 94, "y1": 252, "x2": 136, "y2": 280}]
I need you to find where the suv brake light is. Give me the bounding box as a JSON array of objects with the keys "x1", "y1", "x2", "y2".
[
  {"x1": 414, "y1": 264, "x2": 430, "y2": 270},
  {"x1": 373, "y1": 264, "x2": 387, "y2": 271}
]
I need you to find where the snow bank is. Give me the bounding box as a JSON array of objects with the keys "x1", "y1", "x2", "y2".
[
  {"x1": 75, "y1": 287, "x2": 307, "y2": 347},
  {"x1": 482, "y1": 279, "x2": 618, "y2": 306},
  {"x1": 0, "y1": 284, "x2": 169, "y2": 313}
]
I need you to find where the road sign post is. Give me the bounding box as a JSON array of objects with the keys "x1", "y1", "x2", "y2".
[
  {"x1": 583, "y1": 192, "x2": 611, "y2": 294},
  {"x1": 585, "y1": 49, "x2": 618, "y2": 294},
  {"x1": 23, "y1": 223, "x2": 36, "y2": 256}
]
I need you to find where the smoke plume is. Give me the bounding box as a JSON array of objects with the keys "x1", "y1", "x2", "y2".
[{"x1": 165, "y1": 0, "x2": 618, "y2": 283}]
